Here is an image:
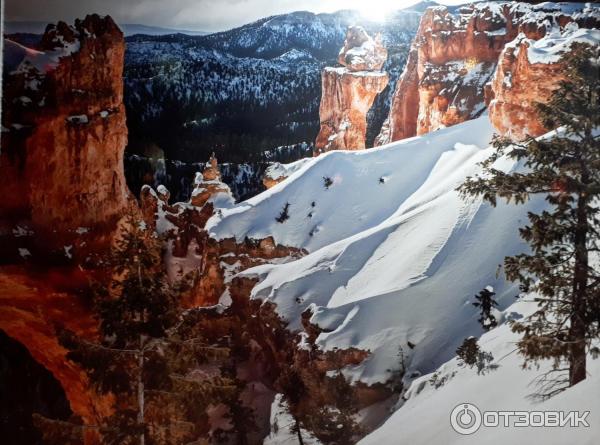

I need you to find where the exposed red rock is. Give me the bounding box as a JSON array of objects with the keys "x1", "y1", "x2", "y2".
[
  {"x1": 376, "y1": 2, "x2": 600, "y2": 145},
  {"x1": 377, "y1": 4, "x2": 512, "y2": 144},
  {"x1": 0, "y1": 14, "x2": 131, "y2": 254},
  {"x1": 315, "y1": 27, "x2": 388, "y2": 155},
  {"x1": 0, "y1": 15, "x2": 130, "y2": 443},
  {"x1": 0, "y1": 267, "x2": 113, "y2": 443},
  {"x1": 488, "y1": 36, "x2": 566, "y2": 140},
  {"x1": 190, "y1": 155, "x2": 233, "y2": 208},
  {"x1": 337, "y1": 26, "x2": 387, "y2": 72},
  {"x1": 262, "y1": 176, "x2": 283, "y2": 189}
]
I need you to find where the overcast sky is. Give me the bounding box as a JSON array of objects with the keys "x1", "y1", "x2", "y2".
[{"x1": 6, "y1": 0, "x2": 468, "y2": 32}]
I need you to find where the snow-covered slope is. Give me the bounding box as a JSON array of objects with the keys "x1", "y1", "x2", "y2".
[
  {"x1": 359, "y1": 299, "x2": 600, "y2": 445},
  {"x1": 208, "y1": 117, "x2": 496, "y2": 252},
  {"x1": 208, "y1": 116, "x2": 548, "y2": 386},
  {"x1": 206, "y1": 116, "x2": 600, "y2": 443}
]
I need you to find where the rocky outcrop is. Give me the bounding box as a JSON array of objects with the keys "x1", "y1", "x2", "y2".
[
  {"x1": 337, "y1": 25, "x2": 387, "y2": 72},
  {"x1": 488, "y1": 25, "x2": 600, "y2": 140},
  {"x1": 0, "y1": 267, "x2": 113, "y2": 442},
  {"x1": 314, "y1": 27, "x2": 388, "y2": 155},
  {"x1": 0, "y1": 15, "x2": 130, "y2": 442},
  {"x1": 376, "y1": 2, "x2": 600, "y2": 145},
  {"x1": 1, "y1": 14, "x2": 131, "y2": 255},
  {"x1": 262, "y1": 157, "x2": 312, "y2": 189},
  {"x1": 376, "y1": 3, "x2": 511, "y2": 144},
  {"x1": 190, "y1": 154, "x2": 234, "y2": 208}
]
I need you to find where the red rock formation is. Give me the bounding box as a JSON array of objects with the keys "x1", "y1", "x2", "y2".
[
  {"x1": 337, "y1": 26, "x2": 387, "y2": 72},
  {"x1": 262, "y1": 176, "x2": 282, "y2": 189},
  {"x1": 0, "y1": 15, "x2": 130, "y2": 442},
  {"x1": 488, "y1": 36, "x2": 565, "y2": 140},
  {"x1": 377, "y1": 4, "x2": 512, "y2": 144},
  {"x1": 376, "y1": 2, "x2": 600, "y2": 145},
  {"x1": 0, "y1": 267, "x2": 113, "y2": 443},
  {"x1": 190, "y1": 154, "x2": 233, "y2": 208},
  {"x1": 1, "y1": 14, "x2": 130, "y2": 254},
  {"x1": 315, "y1": 27, "x2": 388, "y2": 155},
  {"x1": 488, "y1": 23, "x2": 599, "y2": 139}
]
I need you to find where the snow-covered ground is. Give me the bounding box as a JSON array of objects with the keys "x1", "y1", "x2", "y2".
[
  {"x1": 208, "y1": 115, "x2": 541, "y2": 382},
  {"x1": 359, "y1": 299, "x2": 600, "y2": 445},
  {"x1": 206, "y1": 115, "x2": 599, "y2": 442}
]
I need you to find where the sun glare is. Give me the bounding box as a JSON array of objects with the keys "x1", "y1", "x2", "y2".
[{"x1": 353, "y1": 0, "x2": 411, "y2": 22}]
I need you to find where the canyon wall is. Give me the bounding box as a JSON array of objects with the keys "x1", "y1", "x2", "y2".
[
  {"x1": 1, "y1": 14, "x2": 131, "y2": 255},
  {"x1": 376, "y1": 2, "x2": 600, "y2": 145},
  {"x1": 488, "y1": 25, "x2": 600, "y2": 140},
  {"x1": 314, "y1": 26, "x2": 388, "y2": 155},
  {"x1": 0, "y1": 14, "x2": 130, "y2": 436}
]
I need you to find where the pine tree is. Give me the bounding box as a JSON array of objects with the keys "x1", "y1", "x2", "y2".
[
  {"x1": 276, "y1": 202, "x2": 291, "y2": 223},
  {"x1": 459, "y1": 43, "x2": 600, "y2": 392},
  {"x1": 456, "y1": 337, "x2": 494, "y2": 375},
  {"x1": 39, "y1": 211, "x2": 236, "y2": 444},
  {"x1": 276, "y1": 367, "x2": 307, "y2": 445},
  {"x1": 456, "y1": 337, "x2": 479, "y2": 368},
  {"x1": 302, "y1": 372, "x2": 363, "y2": 444},
  {"x1": 473, "y1": 286, "x2": 499, "y2": 331}
]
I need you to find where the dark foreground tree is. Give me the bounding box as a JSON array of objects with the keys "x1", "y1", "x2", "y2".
[
  {"x1": 459, "y1": 43, "x2": 600, "y2": 392},
  {"x1": 37, "y1": 211, "x2": 235, "y2": 444},
  {"x1": 276, "y1": 367, "x2": 308, "y2": 445}
]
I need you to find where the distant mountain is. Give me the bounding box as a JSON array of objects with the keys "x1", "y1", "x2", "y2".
[
  {"x1": 4, "y1": 21, "x2": 208, "y2": 37},
  {"x1": 5, "y1": 8, "x2": 424, "y2": 201},
  {"x1": 190, "y1": 9, "x2": 421, "y2": 59}
]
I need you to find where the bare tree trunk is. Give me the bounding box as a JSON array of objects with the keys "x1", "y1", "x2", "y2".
[
  {"x1": 570, "y1": 189, "x2": 588, "y2": 386},
  {"x1": 138, "y1": 335, "x2": 145, "y2": 445},
  {"x1": 295, "y1": 417, "x2": 305, "y2": 445}
]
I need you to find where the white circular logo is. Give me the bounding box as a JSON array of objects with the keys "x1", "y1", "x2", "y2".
[{"x1": 450, "y1": 403, "x2": 482, "y2": 435}]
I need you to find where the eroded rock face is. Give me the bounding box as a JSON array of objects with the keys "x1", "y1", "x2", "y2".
[
  {"x1": 0, "y1": 15, "x2": 130, "y2": 442},
  {"x1": 0, "y1": 267, "x2": 113, "y2": 442},
  {"x1": 315, "y1": 27, "x2": 388, "y2": 155},
  {"x1": 376, "y1": 4, "x2": 511, "y2": 144},
  {"x1": 1, "y1": 14, "x2": 130, "y2": 254},
  {"x1": 488, "y1": 24, "x2": 600, "y2": 140},
  {"x1": 190, "y1": 155, "x2": 233, "y2": 208},
  {"x1": 338, "y1": 26, "x2": 387, "y2": 72},
  {"x1": 376, "y1": 2, "x2": 600, "y2": 145}
]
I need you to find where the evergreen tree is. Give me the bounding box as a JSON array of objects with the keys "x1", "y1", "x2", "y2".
[
  {"x1": 302, "y1": 373, "x2": 363, "y2": 444},
  {"x1": 459, "y1": 43, "x2": 600, "y2": 392},
  {"x1": 38, "y1": 211, "x2": 236, "y2": 444},
  {"x1": 276, "y1": 202, "x2": 291, "y2": 223},
  {"x1": 276, "y1": 367, "x2": 308, "y2": 445},
  {"x1": 456, "y1": 337, "x2": 494, "y2": 375},
  {"x1": 472, "y1": 286, "x2": 499, "y2": 331}
]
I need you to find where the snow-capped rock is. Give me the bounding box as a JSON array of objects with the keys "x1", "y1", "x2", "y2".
[
  {"x1": 315, "y1": 27, "x2": 389, "y2": 155},
  {"x1": 377, "y1": 1, "x2": 600, "y2": 145}
]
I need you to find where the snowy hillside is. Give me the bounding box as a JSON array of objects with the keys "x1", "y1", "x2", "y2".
[
  {"x1": 205, "y1": 115, "x2": 599, "y2": 442},
  {"x1": 359, "y1": 299, "x2": 600, "y2": 445},
  {"x1": 207, "y1": 116, "x2": 546, "y2": 383}
]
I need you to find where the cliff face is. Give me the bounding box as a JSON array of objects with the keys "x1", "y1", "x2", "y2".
[
  {"x1": 1, "y1": 14, "x2": 130, "y2": 254},
  {"x1": 488, "y1": 24, "x2": 600, "y2": 139},
  {"x1": 376, "y1": 3, "x2": 512, "y2": 144},
  {"x1": 0, "y1": 14, "x2": 130, "y2": 438},
  {"x1": 376, "y1": 2, "x2": 600, "y2": 145},
  {"x1": 314, "y1": 27, "x2": 388, "y2": 155}
]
